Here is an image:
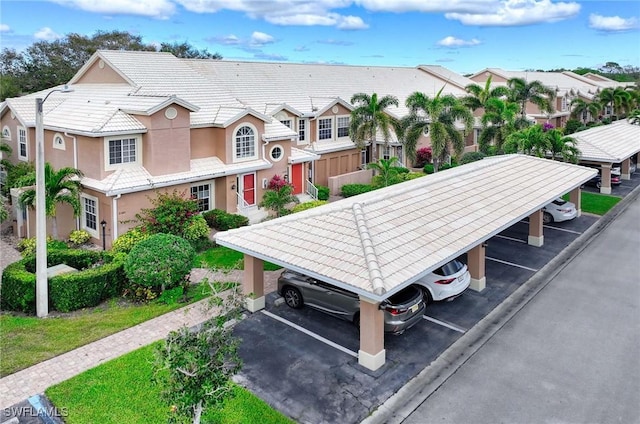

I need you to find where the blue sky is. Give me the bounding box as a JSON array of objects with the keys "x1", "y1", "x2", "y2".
[{"x1": 1, "y1": 0, "x2": 639, "y2": 75}]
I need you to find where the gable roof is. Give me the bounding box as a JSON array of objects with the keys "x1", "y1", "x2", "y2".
[
  {"x1": 215, "y1": 154, "x2": 596, "y2": 302},
  {"x1": 573, "y1": 120, "x2": 640, "y2": 163}
]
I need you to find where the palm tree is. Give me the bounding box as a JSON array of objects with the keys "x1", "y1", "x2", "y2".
[
  {"x1": 368, "y1": 157, "x2": 401, "y2": 187},
  {"x1": 16, "y1": 163, "x2": 83, "y2": 239},
  {"x1": 403, "y1": 87, "x2": 473, "y2": 171},
  {"x1": 596, "y1": 87, "x2": 632, "y2": 118},
  {"x1": 478, "y1": 97, "x2": 519, "y2": 154},
  {"x1": 349, "y1": 92, "x2": 399, "y2": 161},
  {"x1": 503, "y1": 125, "x2": 548, "y2": 158},
  {"x1": 463, "y1": 76, "x2": 510, "y2": 112},
  {"x1": 545, "y1": 129, "x2": 580, "y2": 163},
  {"x1": 629, "y1": 109, "x2": 640, "y2": 125},
  {"x1": 569, "y1": 98, "x2": 602, "y2": 123},
  {"x1": 507, "y1": 77, "x2": 556, "y2": 125}
]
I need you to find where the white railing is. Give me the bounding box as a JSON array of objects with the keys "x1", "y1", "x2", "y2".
[
  {"x1": 236, "y1": 192, "x2": 251, "y2": 214},
  {"x1": 305, "y1": 180, "x2": 318, "y2": 200}
]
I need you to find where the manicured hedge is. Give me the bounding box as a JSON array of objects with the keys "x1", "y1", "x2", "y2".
[
  {"x1": 1, "y1": 250, "x2": 125, "y2": 314},
  {"x1": 316, "y1": 185, "x2": 330, "y2": 201},
  {"x1": 202, "y1": 209, "x2": 249, "y2": 231},
  {"x1": 291, "y1": 200, "x2": 328, "y2": 213},
  {"x1": 341, "y1": 184, "x2": 375, "y2": 198}
]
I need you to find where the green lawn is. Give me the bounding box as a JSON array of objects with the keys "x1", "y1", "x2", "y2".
[
  {"x1": 195, "y1": 245, "x2": 282, "y2": 271},
  {"x1": 0, "y1": 282, "x2": 212, "y2": 377},
  {"x1": 563, "y1": 191, "x2": 622, "y2": 215},
  {"x1": 46, "y1": 343, "x2": 293, "y2": 424}
]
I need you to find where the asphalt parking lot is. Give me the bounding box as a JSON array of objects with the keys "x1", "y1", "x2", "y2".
[
  {"x1": 580, "y1": 168, "x2": 640, "y2": 197},
  {"x1": 232, "y1": 213, "x2": 600, "y2": 424}
]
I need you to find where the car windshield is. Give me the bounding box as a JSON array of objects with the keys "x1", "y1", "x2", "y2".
[
  {"x1": 433, "y1": 259, "x2": 464, "y2": 276},
  {"x1": 387, "y1": 286, "x2": 420, "y2": 305}
]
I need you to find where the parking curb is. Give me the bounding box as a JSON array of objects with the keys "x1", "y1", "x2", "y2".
[{"x1": 361, "y1": 185, "x2": 640, "y2": 424}]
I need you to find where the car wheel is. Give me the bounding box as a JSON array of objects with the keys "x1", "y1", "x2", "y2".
[
  {"x1": 543, "y1": 212, "x2": 553, "y2": 225},
  {"x1": 596, "y1": 181, "x2": 601, "y2": 189},
  {"x1": 422, "y1": 288, "x2": 433, "y2": 306},
  {"x1": 282, "y1": 286, "x2": 303, "y2": 309}
]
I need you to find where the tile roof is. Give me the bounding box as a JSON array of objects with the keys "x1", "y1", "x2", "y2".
[
  {"x1": 215, "y1": 154, "x2": 597, "y2": 302},
  {"x1": 573, "y1": 120, "x2": 640, "y2": 162}
]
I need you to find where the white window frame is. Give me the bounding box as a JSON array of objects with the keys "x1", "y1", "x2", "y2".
[
  {"x1": 396, "y1": 146, "x2": 404, "y2": 166},
  {"x1": 81, "y1": 193, "x2": 99, "y2": 238},
  {"x1": 232, "y1": 123, "x2": 258, "y2": 163},
  {"x1": 104, "y1": 135, "x2": 141, "y2": 171},
  {"x1": 336, "y1": 115, "x2": 350, "y2": 139},
  {"x1": 360, "y1": 150, "x2": 368, "y2": 168},
  {"x1": 191, "y1": 182, "x2": 214, "y2": 212},
  {"x1": 1, "y1": 126, "x2": 10, "y2": 142},
  {"x1": 53, "y1": 132, "x2": 66, "y2": 150},
  {"x1": 280, "y1": 118, "x2": 292, "y2": 129},
  {"x1": 269, "y1": 144, "x2": 284, "y2": 162},
  {"x1": 318, "y1": 117, "x2": 333, "y2": 141},
  {"x1": 382, "y1": 145, "x2": 391, "y2": 160},
  {"x1": 18, "y1": 126, "x2": 28, "y2": 161},
  {"x1": 561, "y1": 97, "x2": 568, "y2": 112},
  {"x1": 298, "y1": 118, "x2": 307, "y2": 144}
]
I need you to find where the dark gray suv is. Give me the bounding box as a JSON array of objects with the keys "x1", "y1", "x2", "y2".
[{"x1": 277, "y1": 270, "x2": 425, "y2": 334}]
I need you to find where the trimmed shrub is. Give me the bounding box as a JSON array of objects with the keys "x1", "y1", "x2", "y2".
[
  {"x1": 423, "y1": 164, "x2": 435, "y2": 174},
  {"x1": 291, "y1": 200, "x2": 328, "y2": 213},
  {"x1": 316, "y1": 185, "x2": 330, "y2": 201},
  {"x1": 136, "y1": 190, "x2": 199, "y2": 238},
  {"x1": 112, "y1": 227, "x2": 150, "y2": 254},
  {"x1": 439, "y1": 163, "x2": 454, "y2": 171},
  {"x1": 341, "y1": 184, "x2": 375, "y2": 198},
  {"x1": 202, "y1": 209, "x2": 249, "y2": 231},
  {"x1": 460, "y1": 151, "x2": 486, "y2": 164},
  {"x1": 17, "y1": 236, "x2": 68, "y2": 258},
  {"x1": 124, "y1": 234, "x2": 195, "y2": 292},
  {"x1": 415, "y1": 147, "x2": 432, "y2": 167},
  {"x1": 0, "y1": 259, "x2": 36, "y2": 313},
  {"x1": 182, "y1": 215, "x2": 210, "y2": 241},
  {"x1": 1, "y1": 250, "x2": 124, "y2": 314},
  {"x1": 68, "y1": 229, "x2": 91, "y2": 246}
]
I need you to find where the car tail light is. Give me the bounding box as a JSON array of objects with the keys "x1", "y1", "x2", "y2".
[
  {"x1": 385, "y1": 306, "x2": 406, "y2": 315},
  {"x1": 434, "y1": 278, "x2": 455, "y2": 285},
  {"x1": 559, "y1": 208, "x2": 572, "y2": 213}
]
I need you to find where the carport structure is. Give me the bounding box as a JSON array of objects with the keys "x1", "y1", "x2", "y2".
[
  {"x1": 215, "y1": 154, "x2": 596, "y2": 371},
  {"x1": 573, "y1": 120, "x2": 640, "y2": 194}
]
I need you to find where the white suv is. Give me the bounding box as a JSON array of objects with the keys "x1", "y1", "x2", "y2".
[{"x1": 413, "y1": 259, "x2": 471, "y2": 304}]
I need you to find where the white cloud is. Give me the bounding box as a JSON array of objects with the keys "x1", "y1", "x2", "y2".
[
  {"x1": 250, "y1": 31, "x2": 275, "y2": 47},
  {"x1": 34, "y1": 27, "x2": 63, "y2": 41},
  {"x1": 589, "y1": 14, "x2": 639, "y2": 32},
  {"x1": 206, "y1": 34, "x2": 241, "y2": 45},
  {"x1": 51, "y1": 0, "x2": 175, "y2": 19},
  {"x1": 445, "y1": 0, "x2": 581, "y2": 26},
  {"x1": 0, "y1": 24, "x2": 11, "y2": 32},
  {"x1": 437, "y1": 36, "x2": 481, "y2": 47},
  {"x1": 356, "y1": 0, "x2": 497, "y2": 14}
]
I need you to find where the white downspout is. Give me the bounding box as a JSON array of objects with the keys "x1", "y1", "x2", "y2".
[
  {"x1": 111, "y1": 194, "x2": 121, "y2": 241},
  {"x1": 64, "y1": 132, "x2": 80, "y2": 229}
]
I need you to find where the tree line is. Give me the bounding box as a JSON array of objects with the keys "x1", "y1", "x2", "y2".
[{"x1": 0, "y1": 30, "x2": 221, "y2": 100}]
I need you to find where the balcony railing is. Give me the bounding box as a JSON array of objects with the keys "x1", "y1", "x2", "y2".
[{"x1": 305, "y1": 180, "x2": 318, "y2": 200}]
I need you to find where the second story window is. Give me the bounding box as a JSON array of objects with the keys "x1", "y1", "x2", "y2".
[
  {"x1": 234, "y1": 124, "x2": 257, "y2": 161},
  {"x1": 337, "y1": 116, "x2": 349, "y2": 138},
  {"x1": 18, "y1": 126, "x2": 27, "y2": 160},
  {"x1": 109, "y1": 138, "x2": 136, "y2": 165},
  {"x1": 318, "y1": 118, "x2": 332, "y2": 140},
  {"x1": 280, "y1": 119, "x2": 292, "y2": 129},
  {"x1": 561, "y1": 97, "x2": 567, "y2": 112},
  {"x1": 298, "y1": 119, "x2": 306, "y2": 142}
]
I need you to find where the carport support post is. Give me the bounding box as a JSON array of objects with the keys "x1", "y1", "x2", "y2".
[
  {"x1": 600, "y1": 163, "x2": 612, "y2": 195},
  {"x1": 358, "y1": 297, "x2": 386, "y2": 371},
  {"x1": 528, "y1": 209, "x2": 544, "y2": 247},
  {"x1": 243, "y1": 254, "x2": 265, "y2": 312},
  {"x1": 621, "y1": 158, "x2": 631, "y2": 180},
  {"x1": 468, "y1": 243, "x2": 486, "y2": 292},
  {"x1": 569, "y1": 188, "x2": 582, "y2": 218}
]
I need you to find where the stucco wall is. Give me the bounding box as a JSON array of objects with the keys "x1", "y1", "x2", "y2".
[{"x1": 327, "y1": 169, "x2": 373, "y2": 195}]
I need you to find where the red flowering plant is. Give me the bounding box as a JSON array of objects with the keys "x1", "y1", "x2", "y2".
[{"x1": 260, "y1": 175, "x2": 298, "y2": 217}]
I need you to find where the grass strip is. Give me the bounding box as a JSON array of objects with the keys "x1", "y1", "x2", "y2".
[
  {"x1": 195, "y1": 245, "x2": 282, "y2": 271},
  {"x1": 563, "y1": 191, "x2": 622, "y2": 215}
]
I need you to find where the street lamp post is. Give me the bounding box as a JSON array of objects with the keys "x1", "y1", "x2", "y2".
[{"x1": 35, "y1": 85, "x2": 73, "y2": 318}]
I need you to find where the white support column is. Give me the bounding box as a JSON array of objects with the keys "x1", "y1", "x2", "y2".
[
  {"x1": 243, "y1": 254, "x2": 265, "y2": 312},
  {"x1": 468, "y1": 243, "x2": 486, "y2": 292},
  {"x1": 528, "y1": 209, "x2": 544, "y2": 247},
  {"x1": 358, "y1": 296, "x2": 386, "y2": 371}
]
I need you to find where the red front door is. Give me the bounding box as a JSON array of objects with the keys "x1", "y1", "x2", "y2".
[
  {"x1": 291, "y1": 163, "x2": 303, "y2": 195},
  {"x1": 242, "y1": 174, "x2": 255, "y2": 205}
]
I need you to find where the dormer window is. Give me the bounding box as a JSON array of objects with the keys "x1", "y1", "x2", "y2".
[
  {"x1": 105, "y1": 135, "x2": 141, "y2": 170},
  {"x1": 233, "y1": 124, "x2": 258, "y2": 161}
]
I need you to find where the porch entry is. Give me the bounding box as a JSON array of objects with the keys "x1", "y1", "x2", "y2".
[
  {"x1": 291, "y1": 163, "x2": 303, "y2": 195},
  {"x1": 240, "y1": 173, "x2": 256, "y2": 206}
]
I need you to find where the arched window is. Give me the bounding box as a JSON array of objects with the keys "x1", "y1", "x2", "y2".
[{"x1": 235, "y1": 126, "x2": 255, "y2": 159}]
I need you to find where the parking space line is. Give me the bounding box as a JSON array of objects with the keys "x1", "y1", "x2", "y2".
[
  {"x1": 486, "y1": 256, "x2": 538, "y2": 272},
  {"x1": 495, "y1": 234, "x2": 526, "y2": 243},
  {"x1": 422, "y1": 316, "x2": 466, "y2": 333},
  {"x1": 542, "y1": 225, "x2": 582, "y2": 235},
  {"x1": 261, "y1": 310, "x2": 358, "y2": 358}
]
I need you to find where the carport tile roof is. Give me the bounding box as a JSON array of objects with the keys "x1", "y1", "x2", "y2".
[
  {"x1": 573, "y1": 120, "x2": 640, "y2": 163},
  {"x1": 215, "y1": 154, "x2": 597, "y2": 302}
]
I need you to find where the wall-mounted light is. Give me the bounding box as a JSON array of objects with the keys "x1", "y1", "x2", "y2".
[
  {"x1": 100, "y1": 220, "x2": 107, "y2": 251},
  {"x1": 231, "y1": 184, "x2": 236, "y2": 191},
  {"x1": 283, "y1": 173, "x2": 289, "y2": 182}
]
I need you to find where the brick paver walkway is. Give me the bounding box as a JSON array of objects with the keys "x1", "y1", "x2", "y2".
[{"x1": 0, "y1": 266, "x2": 282, "y2": 410}]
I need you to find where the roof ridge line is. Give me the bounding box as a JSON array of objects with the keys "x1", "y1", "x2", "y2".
[{"x1": 352, "y1": 203, "x2": 386, "y2": 296}]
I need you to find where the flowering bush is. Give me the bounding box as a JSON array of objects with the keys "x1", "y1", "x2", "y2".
[
  {"x1": 68, "y1": 229, "x2": 91, "y2": 246},
  {"x1": 267, "y1": 174, "x2": 289, "y2": 190},
  {"x1": 542, "y1": 122, "x2": 555, "y2": 132},
  {"x1": 136, "y1": 190, "x2": 200, "y2": 238},
  {"x1": 260, "y1": 175, "x2": 298, "y2": 217},
  {"x1": 415, "y1": 147, "x2": 433, "y2": 167}
]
